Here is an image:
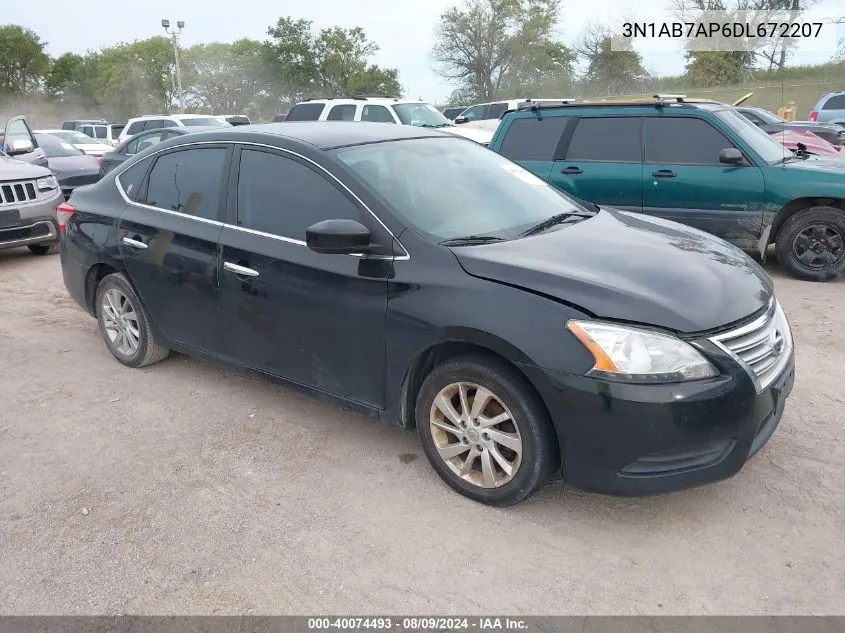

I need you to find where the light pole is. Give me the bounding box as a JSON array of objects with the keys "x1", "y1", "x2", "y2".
[{"x1": 161, "y1": 19, "x2": 185, "y2": 113}]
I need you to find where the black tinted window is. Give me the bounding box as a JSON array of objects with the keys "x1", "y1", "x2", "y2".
[
  {"x1": 644, "y1": 117, "x2": 736, "y2": 165},
  {"x1": 739, "y1": 110, "x2": 763, "y2": 124},
  {"x1": 487, "y1": 103, "x2": 508, "y2": 119},
  {"x1": 286, "y1": 103, "x2": 325, "y2": 121},
  {"x1": 327, "y1": 104, "x2": 356, "y2": 121},
  {"x1": 126, "y1": 121, "x2": 145, "y2": 135},
  {"x1": 361, "y1": 105, "x2": 395, "y2": 123},
  {"x1": 117, "y1": 159, "x2": 150, "y2": 201},
  {"x1": 236, "y1": 149, "x2": 360, "y2": 240},
  {"x1": 94, "y1": 126, "x2": 107, "y2": 139},
  {"x1": 498, "y1": 116, "x2": 568, "y2": 161},
  {"x1": 566, "y1": 117, "x2": 642, "y2": 162},
  {"x1": 822, "y1": 95, "x2": 845, "y2": 110},
  {"x1": 145, "y1": 148, "x2": 227, "y2": 220}
]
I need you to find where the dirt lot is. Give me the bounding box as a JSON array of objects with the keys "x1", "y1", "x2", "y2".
[{"x1": 0, "y1": 248, "x2": 842, "y2": 615}]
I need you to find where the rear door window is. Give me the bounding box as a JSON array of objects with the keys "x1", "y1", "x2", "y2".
[
  {"x1": 93, "y1": 126, "x2": 108, "y2": 139},
  {"x1": 327, "y1": 104, "x2": 357, "y2": 121},
  {"x1": 361, "y1": 105, "x2": 395, "y2": 123},
  {"x1": 565, "y1": 117, "x2": 642, "y2": 162},
  {"x1": 498, "y1": 116, "x2": 569, "y2": 161},
  {"x1": 644, "y1": 117, "x2": 737, "y2": 165},
  {"x1": 79, "y1": 126, "x2": 93, "y2": 137},
  {"x1": 144, "y1": 147, "x2": 228, "y2": 220},
  {"x1": 822, "y1": 95, "x2": 845, "y2": 110},
  {"x1": 286, "y1": 103, "x2": 325, "y2": 121},
  {"x1": 126, "y1": 121, "x2": 145, "y2": 136}
]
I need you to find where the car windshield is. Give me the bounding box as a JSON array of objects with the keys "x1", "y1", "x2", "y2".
[
  {"x1": 34, "y1": 134, "x2": 84, "y2": 157},
  {"x1": 53, "y1": 130, "x2": 97, "y2": 144},
  {"x1": 181, "y1": 117, "x2": 231, "y2": 127},
  {"x1": 334, "y1": 137, "x2": 591, "y2": 241},
  {"x1": 391, "y1": 103, "x2": 452, "y2": 128},
  {"x1": 717, "y1": 108, "x2": 790, "y2": 164},
  {"x1": 750, "y1": 108, "x2": 785, "y2": 124}
]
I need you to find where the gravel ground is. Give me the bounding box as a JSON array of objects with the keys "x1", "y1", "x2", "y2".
[{"x1": 0, "y1": 248, "x2": 842, "y2": 615}]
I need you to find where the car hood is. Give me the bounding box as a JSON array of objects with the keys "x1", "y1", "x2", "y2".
[
  {"x1": 0, "y1": 153, "x2": 51, "y2": 179},
  {"x1": 452, "y1": 208, "x2": 773, "y2": 334},
  {"x1": 780, "y1": 154, "x2": 845, "y2": 172},
  {"x1": 47, "y1": 154, "x2": 101, "y2": 176},
  {"x1": 441, "y1": 125, "x2": 494, "y2": 145}
]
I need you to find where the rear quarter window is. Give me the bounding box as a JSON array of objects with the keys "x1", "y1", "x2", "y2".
[
  {"x1": 286, "y1": 103, "x2": 325, "y2": 121},
  {"x1": 498, "y1": 116, "x2": 569, "y2": 161},
  {"x1": 116, "y1": 159, "x2": 151, "y2": 201},
  {"x1": 822, "y1": 95, "x2": 845, "y2": 110}
]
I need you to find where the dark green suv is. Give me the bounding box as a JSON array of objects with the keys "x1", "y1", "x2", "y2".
[{"x1": 489, "y1": 97, "x2": 845, "y2": 281}]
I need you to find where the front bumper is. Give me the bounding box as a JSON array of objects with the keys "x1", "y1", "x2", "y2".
[
  {"x1": 520, "y1": 349, "x2": 794, "y2": 496},
  {"x1": 0, "y1": 190, "x2": 62, "y2": 250}
]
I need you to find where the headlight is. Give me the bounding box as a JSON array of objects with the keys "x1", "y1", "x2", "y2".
[
  {"x1": 567, "y1": 320, "x2": 718, "y2": 383},
  {"x1": 37, "y1": 176, "x2": 58, "y2": 191}
]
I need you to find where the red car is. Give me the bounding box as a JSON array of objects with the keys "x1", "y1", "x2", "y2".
[{"x1": 771, "y1": 129, "x2": 842, "y2": 157}]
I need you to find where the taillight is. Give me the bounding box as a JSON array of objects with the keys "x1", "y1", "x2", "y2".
[
  {"x1": 56, "y1": 202, "x2": 77, "y2": 233},
  {"x1": 809, "y1": 111, "x2": 818, "y2": 121}
]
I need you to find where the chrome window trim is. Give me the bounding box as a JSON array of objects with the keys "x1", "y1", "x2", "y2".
[{"x1": 113, "y1": 139, "x2": 410, "y2": 260}]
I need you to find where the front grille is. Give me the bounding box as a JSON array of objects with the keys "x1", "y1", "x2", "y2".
[
  {"x1": 709, "y1": 299, "x2": 793, "y2": 393},
  {"x1": 0, "y1": 180, "x2": 38, "y2": 206}
]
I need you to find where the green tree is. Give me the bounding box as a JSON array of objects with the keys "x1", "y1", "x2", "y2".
[
  {"x1": 0, "y1": 25, "x2": 50, "y2": 95},
  {"x1": 265, "y1": 18, "x2": 400, "y2": 102},
  {"x1": 684, "y1": 51, "x2": 755, "y2": 86},
  {"x1": 574, "y1": 22, "x2": 649, "y2": 96},
  {"x1": 431, "y1": 0, "x2": 574, "y2": 101}
]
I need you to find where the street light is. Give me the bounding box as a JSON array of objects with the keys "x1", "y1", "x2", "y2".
[{"x1": 161, "y1": 19, "x2": 185, "y2": 113}]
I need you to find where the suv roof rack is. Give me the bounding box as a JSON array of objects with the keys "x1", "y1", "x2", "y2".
[
  {"x1": 351, "y1": 94, "x2": 399, "y2": 100},
  {"x1": 517, "y1": 99, "x2": 576, "y2": 110},
  {"x1": 653, "y1": 94, "x2": 686, "y2": 106}
]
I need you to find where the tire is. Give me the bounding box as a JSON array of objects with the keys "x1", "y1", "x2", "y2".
[
  {"x1": 415, "y1": 353, "x2": 559, "y2": 506},
  {"x1": 28, "y1": 240, "x2": 60, "y2": 256},
  {"x1": 95, "y1": 272, "x2": 169, "y2": 368},
  {"x1": 775, "y1": 206, "x2": 845, "y2": 281}
]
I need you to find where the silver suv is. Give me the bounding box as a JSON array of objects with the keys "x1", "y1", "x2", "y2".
[{"x1": 0, "y1": 116, "x2": 63, "y2": 255}]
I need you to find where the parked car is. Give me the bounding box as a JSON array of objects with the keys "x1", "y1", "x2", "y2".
[
  {"x1": 490, "y1": 96, "x2": 845, "y2": 281},
  {"x1": 271, "y1": 113, "x2": 287, "y2": 122},
  {"x1": 75, "y1": 122, "x2": 126, "y2": 147},
  {"x1": 62, "y1": 119, "x2": 107, "y2": 131},
  {"x1": 34, "y1": 134, "x2": 102, "y2": 200},
  {"x1": 35, "y1": 129, "x2": 113, "y2": 157},
  {"x1": 286, "y1": 97, "x2": 494, "y2": 145},
  {"x1": 772, "y1": 129, "x2": 842, "y2": 157},
  {"x1": 442, "y1": 106, "x2": 468, "y2": 120},
  {"x1": 99, "y1": 126, "x2": 221, "y2": 175},
  {"x1": 59, "y1": 123, "x2": 794, "y2": 505},
  {"x1": 1, "y1": 116, "x2": 48, "y2": 167},
  {"x1": 0, "y1": 143, "x2": 63, "y2": 255},
  {"x1": 220, "y1": 115, "x2": 251, "y2": 126},
  {"x1": 453, "y1": 99, "x2": 570, "y2": 134},
  {"x1": 118, "y1": 114, "x2": 231, "y2": 145},
  {"x1": 735, "y1": 106, "x2": 845, "y2": 146},
  {"x1": 809, "y1": 92, "x2": 845, "y2": 125}
]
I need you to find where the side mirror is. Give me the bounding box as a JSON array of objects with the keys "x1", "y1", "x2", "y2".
[
  {"x1": 306, "y1": 219, "x2": 371, "y2": 255},
  {"x1": 719, "y1": 148, "x2": 744, "y2": 165},
  {"x1": 454, "y1": 116, "x2": 468, "y2": 124},
  {"x1": 6, "y1": 138, "x2": 34, "y2": 155}
]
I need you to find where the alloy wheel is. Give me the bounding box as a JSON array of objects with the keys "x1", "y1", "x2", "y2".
[
  {"x1": 429, "y1": 382, "x2": 523, "y2": 488},
  {"x1": 101, "y1": 288, "x2": 141, "y2": 356},
  {"x1": 792, "y1": 223, "x2": 845, "y2": 270}
]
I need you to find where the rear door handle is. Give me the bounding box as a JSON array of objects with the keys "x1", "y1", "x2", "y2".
[
  {"x1": 121, "y1": 236, "x2": 148, "y2": 249},
  {"x1": 651, "y1": 169, "x2": 677, "y2": 178},
  {"x1": 561, "y1": 166, "x2": 583, "y2": 175},
  {"x1": 224, "y1": 262, "x2": 259, "y2": 278}
]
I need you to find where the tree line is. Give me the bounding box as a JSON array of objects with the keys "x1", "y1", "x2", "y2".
[{"x1": 0, "y1": 0, "x2": 841, "y2": 121}]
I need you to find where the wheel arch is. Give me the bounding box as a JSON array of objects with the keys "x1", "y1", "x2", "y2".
[
  {"x1": 769, "y1": 197, "x2": 845, "y2": 244},
  {"x1": 83, "y1": 261, "x2": 127, "y2": 315}
]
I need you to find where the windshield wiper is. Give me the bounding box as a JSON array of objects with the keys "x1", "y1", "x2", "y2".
[
  {"x1": 439, "y1": 235, "x2": 506, "y2": 246},
  {"x1": 519, "y1": 211, "x2": 596, "y2": 237}
]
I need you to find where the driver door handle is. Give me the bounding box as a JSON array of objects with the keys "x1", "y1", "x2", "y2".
[
  {"x1": 121, "y1": 236, "x2": 148, "y2": 249},
  {"x1": 561, "y1": 166, "x2": 583, "y2": 175},
  {"x1": 651, "y1": 169, "x2": 677, "y2": 179},
  {"x1": 224, "y1": 262, "x2": 259, "y2": 278}
]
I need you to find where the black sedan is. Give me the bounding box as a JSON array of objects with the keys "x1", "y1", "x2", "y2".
[
  {"x1": 99, "y1": 126, "x2": 222, "y2": 175},
  {"x1": 735, "y1": 106, "x2": 845, "y2": 145},
  {"x1": 58, "y1": 123, "x2": 794, "y2": 506},
  {"x1": 34, "y1": 133, "x2": 101, "y2": 200}
]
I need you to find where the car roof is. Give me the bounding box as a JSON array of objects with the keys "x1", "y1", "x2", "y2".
[
  {"x1": 161, "y1": 122, "x2": 448, "y2": 150},
  {"x1": 128, "y1": 113, "x2": 221, "y2": 120},
  {"x1": 140, "y1": 126, "x2": 222, "y2": 135},
  {"x1": 299, "y1": 97, "x2": 422, "y2": 106}
]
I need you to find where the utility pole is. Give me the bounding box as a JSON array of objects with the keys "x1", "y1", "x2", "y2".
[{"x1": 161, "y1": 19, "x2": 185, "y2": 113}]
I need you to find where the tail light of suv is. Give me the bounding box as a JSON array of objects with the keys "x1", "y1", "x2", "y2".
[
  {"x1": 56, "y1": 202, "x2": 76, "y2": 233},
  {"x1": 809, "y1": 111, "x2": 818, "y2": 121}
]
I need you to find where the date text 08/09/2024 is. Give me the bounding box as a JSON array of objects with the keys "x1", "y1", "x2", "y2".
[
  {"x1": 621, "y1": 21, "x2": 823, "y2": 39},
  {"x1": 307, "y1": 617, "x2": 528, "y2": 630}
]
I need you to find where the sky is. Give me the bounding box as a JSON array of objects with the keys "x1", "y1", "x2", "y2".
[{"x1": 6, "y1": 0, "x2": 843, "y2": 103}]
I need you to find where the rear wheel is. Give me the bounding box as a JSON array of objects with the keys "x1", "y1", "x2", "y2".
[
  {"x1": 95, "y1": 272, "x2": 169, "y2": 368},
  {"x1": 775, "y1": 206, "x2": 845, "y2": 281},
  {"x1": 415, "y1": 353, "x2": 558, "y2": 506},
  {"x1": 28, "y1": 240, "x2": 60, "y2": 256}
]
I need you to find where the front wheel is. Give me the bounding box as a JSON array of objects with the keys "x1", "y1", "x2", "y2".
[
  {"x1": 415, "y1": 354, "x2": 559, "y2": 506},
  {"x1": 775, "y1": 206, "x2": 845, "y2": 281}
]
